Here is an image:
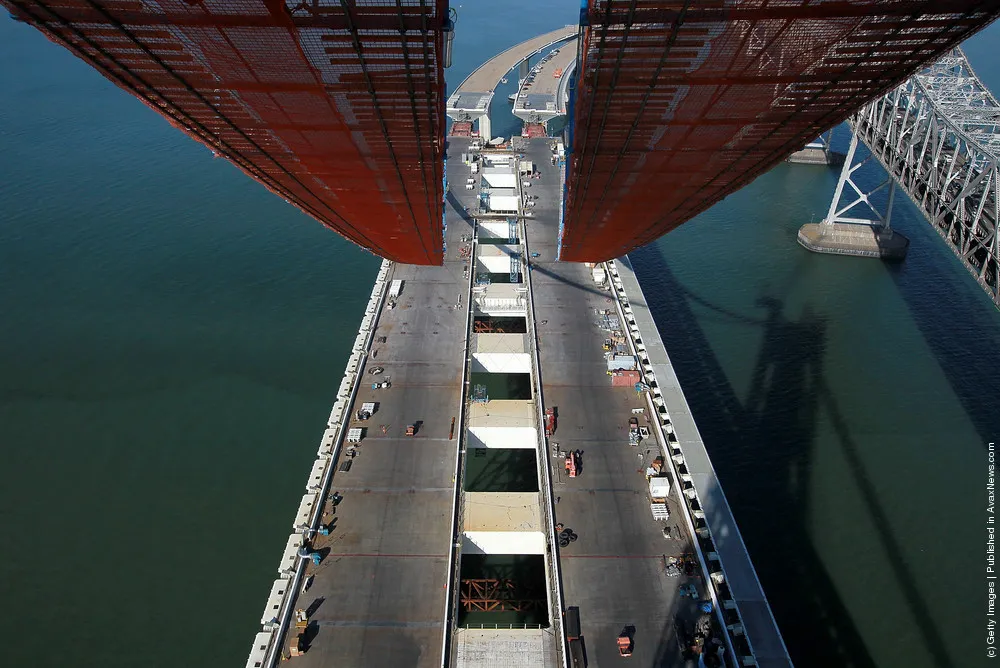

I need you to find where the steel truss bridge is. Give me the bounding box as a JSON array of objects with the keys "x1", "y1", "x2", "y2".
[{"x1": 837, "y1": 47, "x2": 1000, "y2": 307}]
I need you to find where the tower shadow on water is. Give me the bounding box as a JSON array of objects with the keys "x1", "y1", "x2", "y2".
[{"x1": 629, "y1": 243, "x2": 908, "y2": 668}]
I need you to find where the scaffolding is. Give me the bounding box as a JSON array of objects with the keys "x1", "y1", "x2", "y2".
[
  {"x1": 561, "y1": 0, "x2": 1000, "y2": 261},
  {"x1": 4, "y1": 0, "x2": 452, "y2": 264}
]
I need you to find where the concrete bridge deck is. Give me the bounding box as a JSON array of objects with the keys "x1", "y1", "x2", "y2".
[
  {"x1": 513, "y1": 39, "x2": 578, "y2": 121},
  {"x1": 447, "y1": 25, "x2": 577, "y2": 135},
  {"x1": 263, "y1": 144, "x2": 480, "y2": 668},
  {"x1": 453, "y1": 25, "x2": 576, "y2": 100}
]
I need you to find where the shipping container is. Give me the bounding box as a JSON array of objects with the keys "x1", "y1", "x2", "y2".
[{"x1": 611, "y1": 370, "x2": 641, "y2": 387}]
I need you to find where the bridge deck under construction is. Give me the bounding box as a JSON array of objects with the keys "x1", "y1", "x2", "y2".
[
  {"x1": 522, "y1": 139, "x2": 712, "y2": 667},
  {"x1": 271, "y1": 149, "x2": 479, "y2": 667}
]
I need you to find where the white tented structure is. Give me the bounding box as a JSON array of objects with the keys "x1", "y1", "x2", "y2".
[
  {"x1": 462, "y1": 492, "x2": 546, "y2": 555},
  {"x1": 472, "y1": 333, "x2": 532, "y2": 373},
  {"x1": 466, "y1": 400, "x2": 537, "y2": 449},
  {"x1": 476, "y1": 244, "x2": 519, "y2": 274},
  {"x1": 481, "y1": 167, "x2": 517, "y2": 189},
  {"x1": 484, "y1": 188, "x2": 519, "y2": 213}
]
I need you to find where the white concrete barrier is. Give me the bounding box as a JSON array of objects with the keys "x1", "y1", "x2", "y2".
[
  {"x1": 245, "y1": 631, "x2": 275, "y2": 668},
  {"x1": 293, "y1": 493, "x2": 318, "y2": 530},
  {"x1": 278, "y1": 534, "x2": 303, "y2": 575},
  {"x1": 260, "y1": 578, "x2": 291, "y2": 628},
  {"x1": 305, "y1": 458, "x2": 328, "y2": 492}
]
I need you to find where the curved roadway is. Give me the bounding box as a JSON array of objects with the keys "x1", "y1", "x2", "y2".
[
  {"x1": 513, "y1": 38, "x2": 579, "y2": 118},
  {"x1": 453, "y1": 25, "x2": 577, "y2": 97}
]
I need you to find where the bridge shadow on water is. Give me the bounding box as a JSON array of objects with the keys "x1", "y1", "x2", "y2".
[
  {"x1": 883, "y1": 227, "x2": 1000, "y2": 447},
  {"x1": 629, "y1": 243, "x2": 957, "y2": 668}
]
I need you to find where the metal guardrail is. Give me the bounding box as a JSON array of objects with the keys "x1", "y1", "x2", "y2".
[
  {"x1": 605, "y1": 258, "x2": 784, "y2": 668},
  {"x1": 247, "y1": 259, "x2": 392, "y2": 668}
]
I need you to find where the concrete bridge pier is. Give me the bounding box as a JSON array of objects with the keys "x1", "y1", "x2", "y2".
[
  {"x1": 477, "y1": 114, "x2": 491, "y2": 143},
  {"x1": 798, "y1": 130, "x2": 909, "y2": 260}
]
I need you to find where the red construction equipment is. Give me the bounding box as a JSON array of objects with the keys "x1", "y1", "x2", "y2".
[
  {"x1": 617, "y1": 632, "x2": 633, "y2": 657},
  {"x1": 405, "y1": 424, "x2": 416, "y2": 437},
  {"x1": 544, "y1": 408, "x2": 557, "y2": 436},
  {"x1": 564, "y1": 451, "x2": 579, "y2": 478}
]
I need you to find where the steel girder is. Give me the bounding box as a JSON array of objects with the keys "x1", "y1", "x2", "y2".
[
  {"x1": 560, "y1": 0, "x2": 1000, "y2": 262},
  {"x1": 5, "y1": 0, "x2": 450, "y2": 265},
  {"x1": 852, "y1": 47, "x2": 999, "y2": 307}
]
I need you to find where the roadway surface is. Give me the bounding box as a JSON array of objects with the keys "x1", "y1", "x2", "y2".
[
  {"x1": 514, "y1": 39, "x2": 578, "y2": 118},
  {"x1": 521, "y1": 139, "x2": 706, "y2": 667},
  {"x1": 612, "y1": 258, "x2": 793, "y2": 668},
  {"x1": 278, "y1": 144, "x2": 480, "y2": 668},
  {"x1": 454, "y1": 25, "x2": 577, "y2": 98}
]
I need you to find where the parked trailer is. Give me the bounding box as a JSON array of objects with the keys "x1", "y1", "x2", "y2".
[{"x1": 389, "y1": 279, "x2": 404, "y2": 298}]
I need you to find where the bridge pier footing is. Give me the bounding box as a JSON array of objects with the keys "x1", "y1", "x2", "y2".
[{"x1": 797, "y1": 222, "x2": 909, "y2": 260}]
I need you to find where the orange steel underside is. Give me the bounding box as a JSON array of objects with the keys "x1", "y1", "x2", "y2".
[
  {"x1": 561, "y1": 0, "x2": 1000, "y2": 262},
  {"x1": 7, "y1": 1, "x2": 1000, "y2": 265},
  {"x1": 5, "y1": 0, "x2": 448, "y2": 264}
]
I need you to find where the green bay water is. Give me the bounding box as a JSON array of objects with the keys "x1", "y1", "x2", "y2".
[
  {"x1": 0, "y1": 19, "x2": 381, "y2": 668},
  {"x1": 0, "y1": 5, "x2": 998, "y2": 667}
]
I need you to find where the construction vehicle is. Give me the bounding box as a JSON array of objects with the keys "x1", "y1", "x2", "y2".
[
  {"x1": 405, "y1": 424, "x2": 416, "y2": 437},
  {"x1": 617, "y1": 631, "x2": 633, "y2": 657},
  {"x1": 564, "y1": 450, "x2": 580, "y2": 477},
  {"x1": 544, "y1": 407, "x2": 557, "y2": 436}
]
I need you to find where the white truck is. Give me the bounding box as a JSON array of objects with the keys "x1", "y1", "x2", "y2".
[{"x1": 389, "y1": 279, "x2": 403, "y2": 299}]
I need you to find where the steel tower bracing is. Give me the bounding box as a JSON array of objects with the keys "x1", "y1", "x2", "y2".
[
  {"x1": 4, "y1": 0, "x2": 450, "y2": 264},
  {"x1": 561, "y1": 0, "x2": 1000, "y2": 262},
  {"x1": 851, "y1": 47, "x2": 1000, "y2": 306}
]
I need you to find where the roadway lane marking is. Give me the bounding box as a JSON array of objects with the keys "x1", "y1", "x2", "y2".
[
  {"x1": 315, "y1": 620, "x2": 444, "y2": 628},
  {"x1": 560, "y1": 554, "x2": 670, "y2": 559},
  {"x1": 328, "y1": 553, "x2": 449, "y2": 558},
  {"x1": 333, "y1": 486, "x2": 454, "y2": 493}
]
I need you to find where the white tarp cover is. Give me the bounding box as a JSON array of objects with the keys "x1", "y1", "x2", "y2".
[
  {"x1": 462, "y1": 532, "x2": 546, "y2": 555},
  {"x1": 486, "y1": 194, "x2": 519, "y2": 213},
  {"x1": 464, "y1": 492, "x2": 542, "y2": 532},
  {"x1": 467, "y1": 426, "x2": 537, "y2": 448},
  {"x1": 472, "y1": 353, "x2": 531, "y2": 374},
  {"x1": 477, "y1": 255, "x2": 512, "y2": 274},
  {"x1": 482, "y1": 171, "x2": 517, "y2": 189},
  {"x1": 467, "y1": 400, "x2": 537, "y2": 448},
  {"x1": 480, "y1": 221, "x2": 516, "y2": 238}
]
